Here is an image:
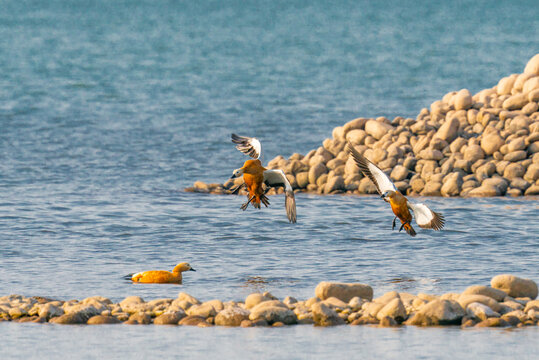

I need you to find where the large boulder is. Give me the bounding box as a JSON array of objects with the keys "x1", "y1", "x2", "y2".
[
  {"x1": 87, "y1": 315, "x2": 122, "y2": 325},
  {"x1": 376, "y1": 298, "x2": 406, "y2": 322},
  {"x1": 461, "y1": 285, "x2": 507, "y2": 302},
  {"x1": 315, "y1": 282, "x2": 373, "y2": 302},
  {"x1": 311, "y1": 303, "x2": 345, "y2": 326},
  {"x1": 435, "y1": 117, "x2": 460, "y2": 142},
  {"x1": 249, "y1": 301, "x2": 297, "y2": 325},
  {"x1": 481, "y1": 132, "x2": 505, "y2": 156},
  {"x1": 405, "y1": 299, "x2": 465, "y2": 326},
  {"x1": 154, "y1": 311, "x2": 186, "y2": 325},
  {"x1": 524, "y1": 53, "x2": 539, "y2": 75},
  {"x1": 245, "y1": 293, "x2": 272, "y2": 309},
  {"x1": 458, "y1": 294, "x2": 502, "y2": 313},
  {"x1": 365, "y1": 120, "x2": 393, "y2": 140},
  {"x1": 186, "y1": 303, "x2": 216, "y2": 318},
  {"x1": 491, "y1": 274, "x2": 538, "y2": 299},
  {"x1": 215, "y1": 307, "x2": 250, "y2": 326},
  {"x1": 466, "y1": 302, "x2": 500, "y2": 321},
  {"x1": 454, "y1": 89, "x2": 473, "y2": 111}
]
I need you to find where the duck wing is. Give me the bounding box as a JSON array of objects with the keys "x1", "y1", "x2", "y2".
[
  {"x1": 347, "y1": 143, "x2": 396, "y2": 195},
  {"x1": 231, "y1": 133, "x2": 262, "y2": 159},
  {"x1": 407, "y1": 202, "x2": 445, "y2": 230},
  {"x1": 263, "y1": 169, "x2": 297, "y2": 223}
]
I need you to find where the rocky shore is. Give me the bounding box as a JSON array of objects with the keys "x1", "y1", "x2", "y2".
[
  {"x1": 2, "y1": 274, "x2": 538, "y2": 328},
  {"x1": 187, "y1": 54, "x2": 539, "y2": 197}
]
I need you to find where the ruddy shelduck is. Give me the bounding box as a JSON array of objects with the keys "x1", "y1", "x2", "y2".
[
  {"x1": 347, "y1": 143, "x2": 444, "y2": 236},
  {"x1": 230, "y1": 134, "x2": 297, "y2": 223},
  {"x1": 125, "y1": 262, "x2": 195, "y2": 284}
]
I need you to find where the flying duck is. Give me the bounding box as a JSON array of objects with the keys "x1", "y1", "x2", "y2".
[
  {"x1": 347, "y1": 143, "x2": 444, "y2": 236},
  {"x1": 230, "y1": 134, "x2": 297, "y2": 223}
]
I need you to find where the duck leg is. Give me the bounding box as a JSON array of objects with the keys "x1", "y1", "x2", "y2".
[
  {"x1": 399, "y1": 222, "x2": 409, "y2": 232},
  {"x1": 392, "y1": 217, "x2": 397, "y2": 230},
  {"x1": 240, "y1": 195, "x2": 255, "y2": 211}
]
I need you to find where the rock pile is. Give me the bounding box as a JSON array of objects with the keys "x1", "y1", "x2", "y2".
[
  {"x1": 1, "y1": 274, "x2": 538, "y2": 328},
  {"x1": 187, "y1": 54, "x2": 539, "y2": 197}
]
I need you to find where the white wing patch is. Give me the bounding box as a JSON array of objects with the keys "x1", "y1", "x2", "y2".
[
  {"x1": 231, "y1": 134, "x2": 262, "y2": 159},
  {"x1": 263, "y1": 169, "x2": 297, "y2": 223},
  {"x1": 408, "y1": 202, "x2": 445, "y2": 230},
  {"x1": 347, "y1": 143, "x2": 396, "y2": 195}
]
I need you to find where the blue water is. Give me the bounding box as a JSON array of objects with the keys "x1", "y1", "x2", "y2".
[{"x1": 1, "y1": 0, "x2": 539, "y2": 359}]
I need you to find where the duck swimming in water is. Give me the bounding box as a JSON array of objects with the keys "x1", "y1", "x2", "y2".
[
  {"x1": 125, "y1": 262, "x2": 195, "y2": 284},
  {"x1": 230, "y1": 134, "x2": 297, "y2": 223},
  {"x1": 347, "y1": 143, "x2": 444, "y2": 236}
]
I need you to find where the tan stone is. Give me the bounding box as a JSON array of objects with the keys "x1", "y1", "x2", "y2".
[
  {"x1": 245, "y1": 293, "x2": 271, "y2": 309},
  {"x1": 308, "y1": 163, "x2": 328, "y2": 184},
  {"x1": 491, "y1": 274, "x2": 538, "y2": 299},
  {"x1": 524, "y1": 54, "x2": 539, "y2": 75},
  {"x1": 462, "y1": 285, "x2": 507, "y2": 302},
  {"x1": 481, "y1": 132, "x2": 505, "y2": 155},
  {"x1": 315, "y1": 282, "x2": 373, "y2": 302},
  {"x1": 365, "y1": 120, "x2": 393, "y2": 140},
  {"x1": 311, "y1": 303, "x2": 345, "y2": 326},
  {"x1": 463, "y1": 145, "x2": 485, "y2": 163},
  {"x1": 376, "y1": 298, "x2": 406, "y2": 322},
  {"x1": 215, "y1": 307, "x2": 250, "y2": 326},
  {"x1": 497, "y1": 75, "x2": 518, "y2": 95},
  {"x1": 503, "y1": 93, "x2": 528, "y2": 110},
  {"x1": 466, "y1": 302, "x2": 500, "y2": 321},
  {"x1": 405, "y1": 300, "x2": 465, "y2": 326},
  {"x1": 523, "y1": 76, "x2": 539, "y2": 94},
  {"x1": 504, "y1": 150, "x2": 527, "y2": 162}
]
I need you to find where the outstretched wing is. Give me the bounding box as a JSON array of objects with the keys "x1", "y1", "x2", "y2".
[
  {"x1": 263, "y1": 169, "x2": 297, "y2": 223},
  {"x1": 231, "y1": 133, "x2": 262, "y2": 159},
  {"x1": 347, "y1": 143, "x2": 396, "y2": 195},
  {"x1": 407, "y1": 202, "x2": 445, "y2": 230}
]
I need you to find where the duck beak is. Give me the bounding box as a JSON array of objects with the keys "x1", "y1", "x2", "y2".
[{"x1": 189, "y1": 268, "x2": 196, "y2": 272}]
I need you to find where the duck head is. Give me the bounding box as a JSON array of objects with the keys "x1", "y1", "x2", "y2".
[
  {"x1": 173, "y1": 262, "x2": 196, "y2": 273},
  {"x1": 381, "y1": 190, "x2": 396, "y2": 202}
]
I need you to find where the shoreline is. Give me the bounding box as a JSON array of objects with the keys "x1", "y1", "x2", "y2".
[
  {"x1": 187, "y1": 54, "x2": 539, "y2": 198},
  {"x1": 1, "y1": 274, "x2": 537, "y2": 329}
]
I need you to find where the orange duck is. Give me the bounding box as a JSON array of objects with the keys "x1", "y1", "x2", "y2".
[
  {"x1": 347, "y1": 143, "x2": 444, "y2": 236},
  {"x1": 230, "y1": 134, "x2": 297, "y2": 223},
  {"x1": 125, "y1": 262, "x2": 195, "y2": 284}
]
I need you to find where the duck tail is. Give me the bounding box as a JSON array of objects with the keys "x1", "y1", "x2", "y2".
[
  {"x1": 403, "y1": 223, "x2": 417, "y2": 237},
  {"x1": 252, "y1": 196, "x2": 261, "y2": 209}
]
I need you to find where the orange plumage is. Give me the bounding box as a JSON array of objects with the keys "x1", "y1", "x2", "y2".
[
  {"x1": 241, "y1": 159, "x2": 266, "y2": 208},
  {"x1": 129, "y1": 262, "x2": 195, "y2": 284},
  {"x1": 387, "y1": 191, "x2": 416, "y2": 236}
]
